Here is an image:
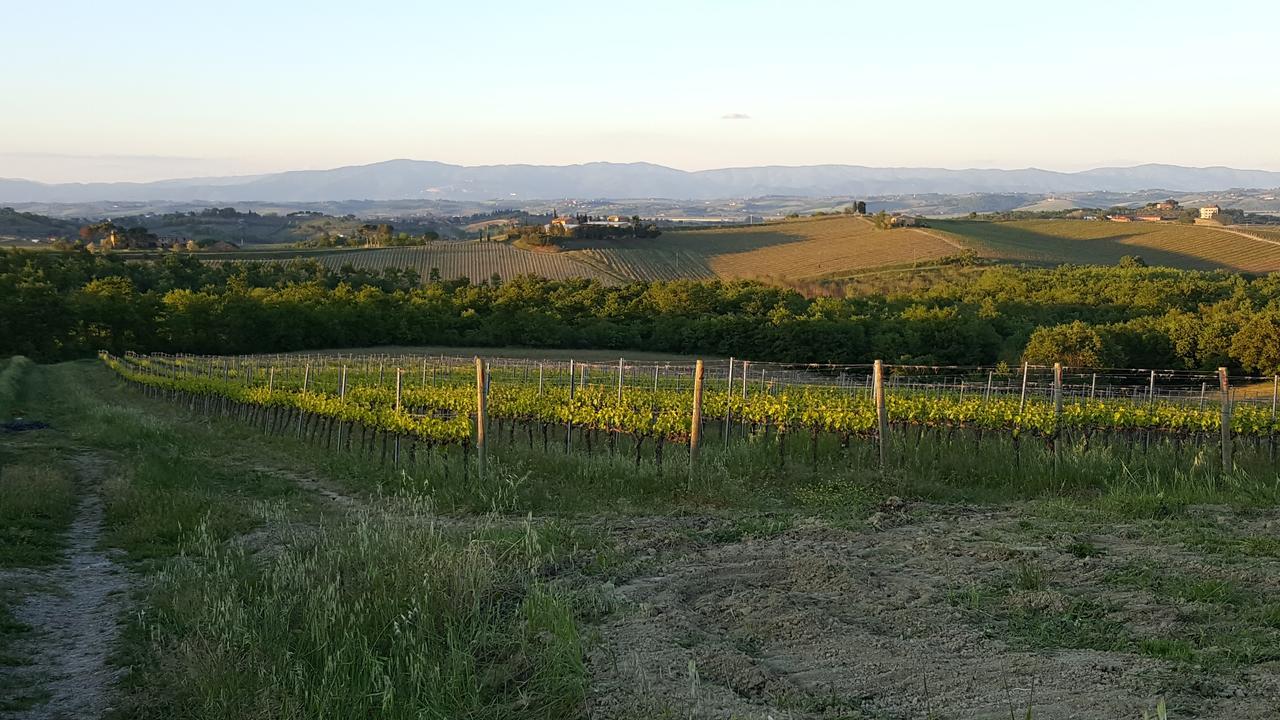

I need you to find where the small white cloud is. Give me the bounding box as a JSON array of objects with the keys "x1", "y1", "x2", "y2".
[{"x1": 720, "y1": 113, "x2": 751, "y2": 120}]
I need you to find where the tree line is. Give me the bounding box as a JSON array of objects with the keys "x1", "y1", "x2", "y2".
[{"x1": 2, "y1": 249, "x2": 1278, "y2": 374}]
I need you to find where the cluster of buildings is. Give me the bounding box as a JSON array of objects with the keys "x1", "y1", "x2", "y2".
[
  {"x1": 1098, "y1": 200, "x2": 1230, "y2": 225},
  {"x1": 544, "y1": 214, "x2": 634, "y2": 233}
]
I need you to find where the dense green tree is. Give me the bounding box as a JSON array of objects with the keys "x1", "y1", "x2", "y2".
[{"x1": 1231, "y1": 314, "x2": 1280, "y2": 375}]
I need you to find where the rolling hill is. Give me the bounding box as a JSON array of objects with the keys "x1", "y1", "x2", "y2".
[
  {"x1": 5, "y1": 160, "x2": 1280, "y2": 203},
  {"x1": 568, "y1": 215, "x2": 961, "y2": 281},
  {"x1": 930, "y1": 219, "x2": 1280, "y2": 273}
]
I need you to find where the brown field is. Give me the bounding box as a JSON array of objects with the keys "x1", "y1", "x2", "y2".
[
  {"x1": 931, "y1": 219, "x2": 1280, "y2": 272},
  {"x1": 565, "y1": 216, "x2": 961, "y2": 282}
]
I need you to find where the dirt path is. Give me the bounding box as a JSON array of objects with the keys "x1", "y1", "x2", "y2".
[{"x1": 0, "y1": 454, "x2": 130, "y2": 720}]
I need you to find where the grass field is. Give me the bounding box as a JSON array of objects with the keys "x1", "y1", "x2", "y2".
[
  {"x1": 932, "y1": 219, "x2": 1280, "y2": 272},
  {"x1": 567, "y1": 215, "x2": 961, "y2": 282}
]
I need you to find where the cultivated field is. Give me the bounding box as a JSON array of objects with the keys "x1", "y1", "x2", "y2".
[
  {"x1": 197, "y1": 217, "x2": 1280, "y2": 286},
  {"x1": 932, "y1": 219, "x2": 1280, "y2": 272},
  {"x1": 1237, "y1": 226, "x2": 1280, "y2": 244},
  {"x1": 567, "y1": 216, "x2": 962, "y2": 282},
  {"x1": 305, "y1": 242, "x2": 617, "y2": 283}
]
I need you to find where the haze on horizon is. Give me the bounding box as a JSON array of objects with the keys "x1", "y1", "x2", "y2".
[{"x1": 2, "y1": 0, "x2": 1278, "y2": 184}]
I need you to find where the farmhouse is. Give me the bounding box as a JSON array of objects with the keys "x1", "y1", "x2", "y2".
[
  {"x1": 888, "y1": 214, "x2": 919, "y2": 227},
  {"x1": 1135, "y1": 215, "x2": 1164, "y2": 222},
  {"x1": 545, "y1": 216, "x2": 579, "y2": 233},
  {"x1": 1107, "y1": 215, "x2": 1133, "y2": 223},
  {"x1": 1200, "y1": 205, "x2": 1221, "y2": 220},
  {"x1": 1155, "y1": 199, "x2": 1179, "y2": 211}
]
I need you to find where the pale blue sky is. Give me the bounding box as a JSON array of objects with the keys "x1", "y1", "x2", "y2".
[{"x1": 2, "y1": 0, "x2": 1277, "y2": 182}]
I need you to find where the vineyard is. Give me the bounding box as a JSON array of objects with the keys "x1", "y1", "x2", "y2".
[
  {"x1": 931, "y1": 219, "x2": 1280, "y2": 272},
  {"x1": 102, "y1": 351, "x2": 1280, "y2": 481},
  {"x1": 266, "y1": 242, "x2": 618, "y2": 283},
  {"x1": 1237, "y1": 225, "x2": 1280, "y2": 244}
]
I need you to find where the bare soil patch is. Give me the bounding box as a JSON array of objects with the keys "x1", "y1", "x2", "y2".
[{"x1": 586, "y1": 505, "x2": 1280, "y2": 719}]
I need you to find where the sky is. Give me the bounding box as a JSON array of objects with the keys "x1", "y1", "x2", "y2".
[{"x1": 2, "y1": 0, "x2": 1278, "y2": 183}]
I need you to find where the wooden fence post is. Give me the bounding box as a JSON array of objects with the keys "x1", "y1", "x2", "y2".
[
  {"x1": 476, "y1": 357, "x2": 488, "y2": 480},
  {"x1": 1148, "y1": 370, "x2": 1156, "y2": 405},
  {"x1": 724, "y1": 357, "x2": 735, "y2": 443},
  {"x1": 617, "y1": 358, "x2": 625, "y2": 402},
  {"x1": 538, "y1": 363, "x2": 544, "y2": 395},
  {"x1": 566, "y1": 359, "x2": 575, "y2": 452},
  {"x1": 689, "y1": 360, "x2": 705, "y2": 470},
  {"x1": 1018, "y1": 362, "x2": 1029, "y2": 414},
  {"x1": 1090, "y1": 373, "x2": 1097, "y2": 401},
  {"x1": 1220, "y1": 367, "x2": 1232, "y2": 474},
  {"x1": 1271, "y1": 375, "x2": 1278, "y2": 463},
  {"x1": 268, "y1": 367, "x2": 275, "y2": 392},
  {"x1": 873, "y1": 360, "x2": 888, "y2": 469},
  {"x1": 1052, "y1": 363, "x2": 1063, "y2": 463},
  {"x1": 395, "y1": 368, "x2": 402, "y2": 410}
]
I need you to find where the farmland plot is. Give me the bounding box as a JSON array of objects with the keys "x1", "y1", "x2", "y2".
[{"x1": 933, "y1": 219, "x2": 1280, "y2": 272}]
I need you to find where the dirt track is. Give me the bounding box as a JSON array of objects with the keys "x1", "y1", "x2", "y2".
[{"x1": 0, "y1": 454, "x2": 130, "y2": 720}]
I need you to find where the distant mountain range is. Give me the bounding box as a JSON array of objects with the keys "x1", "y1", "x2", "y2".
[{"x1": 3, "y1": 160, "x2": 1280, "y2": 203}]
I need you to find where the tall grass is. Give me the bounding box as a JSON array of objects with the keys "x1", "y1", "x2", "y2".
[
  {"x1": 9, "y1": 364, "x2": 590, "y2": 719},
  {"x1": 345, "y1": 424, "x2": 1280, "y2": 518},
  {"x1": 0, "y1": 356, "x2": 33, "y2": 417},
  {"x1": 0, "y1": 463, "x2": 76, "y2": 567},
  {"x1": 129, "y1": 505, "x2": 585, "y2": 719}
]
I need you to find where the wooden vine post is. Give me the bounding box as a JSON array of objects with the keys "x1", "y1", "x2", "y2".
[
  {"x1": 1052, "y1": 363, "x2": 1063, "y2": 464},
  {"x1": 1271, "y1": 375, "x2": 1278, "y2": 462},
  {"x1": 873, "y1": 360, "x2": 888, "y2": 469},
  {"x1": 297, "y1": 363, "x2": 311, "y2": 436},
  {"x1": 394, "y1": 368, "x2": 403, "y2": 465},
  {"x1": 566, "y1": 359, "x2": 575, "y2": 452},
  {"x1": 724, "y1": 357, "x2": 735, "y2": 442},
  {"x1": 337, "y1": 365, "x2": 347, "y2": 449},
  {"x1": 1018, "y1": 362, "x2": 1029, "y2": 414},
  {"x1": 689, "y1": 359, "x2": 705, "y2": 470},
  {"x1": 475, "y1": 357, "x2": 488, "y2": 480},
  {"x1": 1219, "y1": 367, "x2": 1232, "y2": 474}
]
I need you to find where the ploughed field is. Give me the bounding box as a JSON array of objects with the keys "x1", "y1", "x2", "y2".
[{"x1": 570, "y1": 215, "x2": 963, "y2": 282}]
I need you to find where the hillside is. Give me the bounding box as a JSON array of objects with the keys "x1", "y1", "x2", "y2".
[
  {"x1": 6, "y1": 160, "x2": 1280, "y2": 203},
  {"x1": 931, "y1": 219, "x2": 1280, "y2": 273},
  {"x1": 568, "y1": 215, "x2": 962, "y2": 281},
  {"x1": 0, "y1": 207, "x2": 81, "y2": 243}
]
